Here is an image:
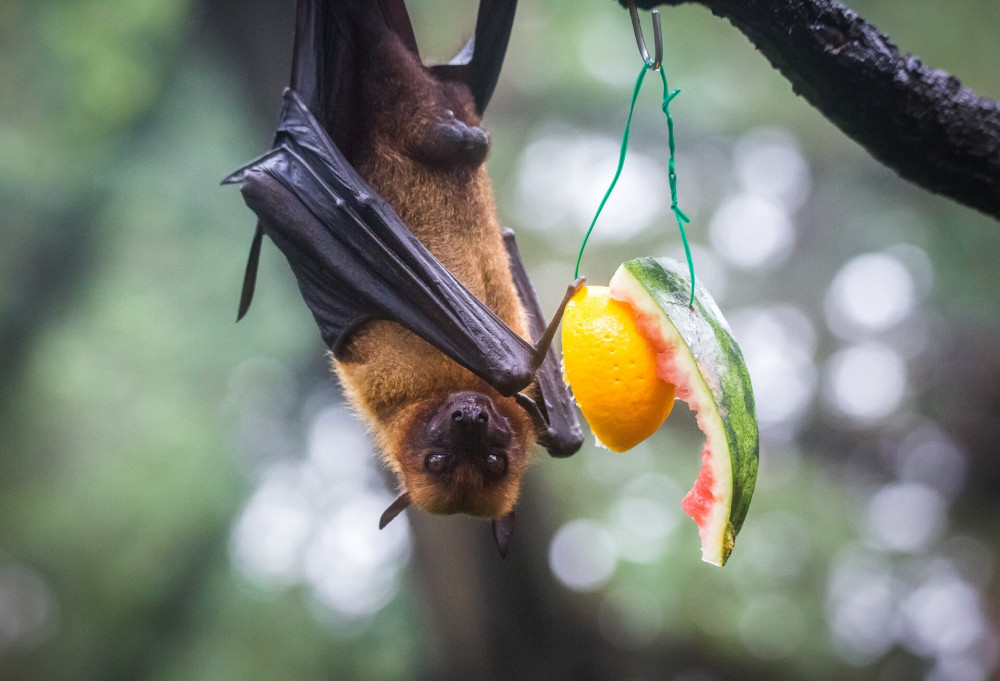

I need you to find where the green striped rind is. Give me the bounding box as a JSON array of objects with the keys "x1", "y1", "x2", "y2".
[{"x1": 610, "y1": 257, "x2": 758, "y2": 565}]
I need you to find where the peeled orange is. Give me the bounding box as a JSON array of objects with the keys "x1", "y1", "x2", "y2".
[{"x1": 561, "y1": 286, "x2": 677, "y2": 452}]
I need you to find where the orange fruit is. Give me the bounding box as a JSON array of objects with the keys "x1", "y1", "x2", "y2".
[{"x1": 561, "y1": 285, "x2": 676, "y2": 452}]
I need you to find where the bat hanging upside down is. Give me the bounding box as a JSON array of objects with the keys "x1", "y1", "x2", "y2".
[{"x1": 225, "y1": 0, "x2": 583, "y2": 556}]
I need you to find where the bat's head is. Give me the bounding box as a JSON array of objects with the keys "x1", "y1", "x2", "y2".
[{"x1": 383, "y1": 390, "x2": 532, "y2": 520}]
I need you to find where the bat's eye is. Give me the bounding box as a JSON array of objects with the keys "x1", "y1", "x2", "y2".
[
  {"x1": 484, "y1": 453, "x2": 507, "y2": 477},
  {"x1": 425, "y1": 453, "x2": 450, "y2": 474}
]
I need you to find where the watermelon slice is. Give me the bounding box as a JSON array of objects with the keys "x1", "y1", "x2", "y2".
[{"x1": 609, "y1": 257, "x2": 759, "y2": 566}]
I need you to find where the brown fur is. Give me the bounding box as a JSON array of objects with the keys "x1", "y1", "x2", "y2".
[{"x1": 332, "y1": 21, "x2": 535, "y2": 518}]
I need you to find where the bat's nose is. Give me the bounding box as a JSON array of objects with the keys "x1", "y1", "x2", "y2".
[
  {"x1": 445, "y1": 392, "x2": 496, "y2": 449},
  {"x1": 449, "y1": 397, "x2": 490, "y2": 433},
  {"x1": 432, "y1": 391, "x2": 512, "y2": 460}
]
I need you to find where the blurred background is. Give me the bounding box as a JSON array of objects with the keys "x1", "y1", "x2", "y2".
[{"x1": 2, "y1": 0, "x2": 999, "y2": 679}]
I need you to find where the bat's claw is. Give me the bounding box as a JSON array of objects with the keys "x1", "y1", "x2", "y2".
[
  {"x1": 528, "y1": 276, "x2": 587, "y2": 372},
  {"x1": 492, "y1": 510, "x2": 516, "y2": 559}
]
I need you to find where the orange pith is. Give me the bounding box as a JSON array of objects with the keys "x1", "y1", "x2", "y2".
[{"x1": 561, "y1": 286, "x2": 677, "y2": 452}]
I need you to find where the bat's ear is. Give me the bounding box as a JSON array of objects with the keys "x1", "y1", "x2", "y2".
[
  {"x1": 379, "y1": 492, "x2": 412, "y2": 529},
  {"x1": 491, "y1": 509, "x2": 516, "y2": 559}
]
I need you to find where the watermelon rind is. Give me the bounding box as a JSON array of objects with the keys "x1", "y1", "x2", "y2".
[{"x1": 609, "y1": 257, "x2": 759, "y2": 566}]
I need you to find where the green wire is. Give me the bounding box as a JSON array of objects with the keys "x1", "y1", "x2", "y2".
[
  {"x1": 573, "y1": 63, "x2": 648, "y2": 282},
  {"x1": 574, "y1": 59, "x2": 695, "y2": 307},
  {"x1": 659, "y1": 67, "x2": 695, "y2": 307}
]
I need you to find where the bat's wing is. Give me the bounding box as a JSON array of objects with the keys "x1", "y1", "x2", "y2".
[
  {"x1": 225, "y1": 90, "x2": 537, "y2": 397},
  {"x1": 430, "y1": 0, "x2": 518, "y2": 115},
  {"x1": 503, "y1": 230, "x2": 584, "y2": 458}
]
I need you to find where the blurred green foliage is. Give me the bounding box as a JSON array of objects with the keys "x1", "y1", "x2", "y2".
[{"x1": 1, "y1": 1, "x2": 999, "y2": 680}]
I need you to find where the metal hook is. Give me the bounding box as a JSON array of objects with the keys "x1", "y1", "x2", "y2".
[{"x1": 628, "y1": 0, "x2": 663, "y2": 70}]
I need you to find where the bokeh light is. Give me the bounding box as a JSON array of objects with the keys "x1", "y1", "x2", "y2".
[
  {"x1": 866, "y1": 483, "x2": 946, "y2": 553},
  {"x1": 708, "y1": 193, "x2": 794, "y2": 271},
  {"x1": 890, "y1": 424, "x2": 967, "y2": 500},
  {"x1": 728, "y1": 305, "x2": 817, "y2": 431},
  {"x1": 733, "y1": 127, "x2": 812, "y2": 211},
  {"x1": 230, "y1": 403, "x2": 410, "y2": 620},
  {"x1": 549, "y1": 519, "x2": 618, "y2": 592},
  {"x1": 827, "y1": 548, "x2": 898, "y2": 664},
  {"x1": 825, "y1": 251, "x2": 917, "y2": 338},
  {"x1": 515, "y1": 125, "x2": 667, "y2": 242},
  {"x1": 824, "y1": 342, "x2": 907, "y2": 422},
  {"x1": 608, "y1": 473, "x2": 683, "y2": 564},
  {"x1": 303, "y1": 493, "x2": 410, "y2": 617}
]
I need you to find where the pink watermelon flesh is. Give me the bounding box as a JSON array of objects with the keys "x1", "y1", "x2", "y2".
[
  {"x1": 633, "y1": 312, "x2": 722, "y2": 548},
  {"x1": 681, "y1": 447, "x2": 716, "y2": 539}
]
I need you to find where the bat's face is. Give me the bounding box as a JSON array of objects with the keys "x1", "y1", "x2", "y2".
[{"x1": 387, "y1": 390, "x2": 533, "y2": 518}]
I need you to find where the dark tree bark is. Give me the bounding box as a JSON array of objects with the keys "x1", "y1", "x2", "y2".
[{"x1": 621, "y1": 0, "x2": 1000, "y2": 220}]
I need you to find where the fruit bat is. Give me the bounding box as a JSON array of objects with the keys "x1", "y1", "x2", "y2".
[{"x1": 224, "y1": 0, "x2": 584, "y2": 556}]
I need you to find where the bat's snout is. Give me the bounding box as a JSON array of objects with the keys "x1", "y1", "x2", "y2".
[{"x1": 425, "y1": 391, "x2": 512, "y2": 477}]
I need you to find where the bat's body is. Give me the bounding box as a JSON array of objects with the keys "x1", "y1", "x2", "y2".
[
  {"x1": 334, "y1": 23, "x2": 534, "y2": 517},
  {"x1": 227, "y1": 0, "x2": 582, "y2": 552}
]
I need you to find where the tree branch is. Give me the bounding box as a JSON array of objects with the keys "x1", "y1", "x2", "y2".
[{"x1": 622, "y1": 0, "x2": 1000, "y2": 220}]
